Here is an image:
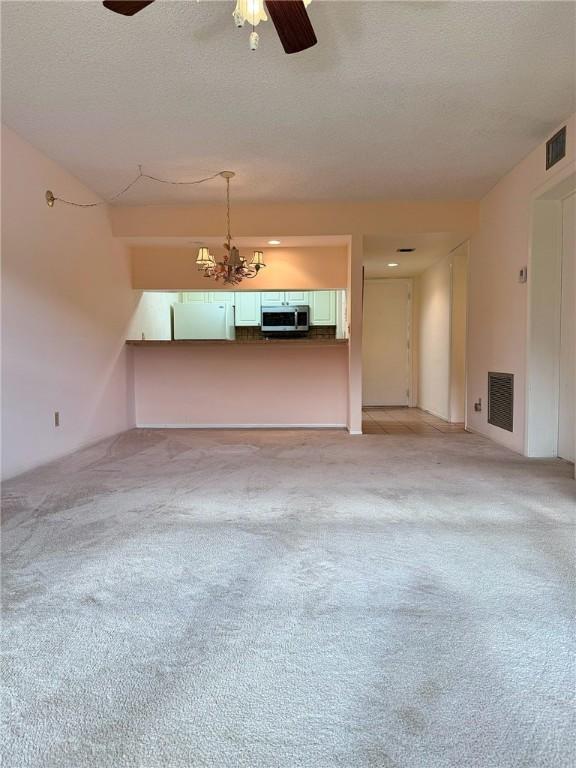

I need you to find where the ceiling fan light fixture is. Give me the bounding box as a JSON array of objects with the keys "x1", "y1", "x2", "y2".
[
  {"x1": 233, "y1": 0, "x2": 267, "y2": 27},
  {"x1": 103, "y1": 0, "x2": 317, "y2": 56}
]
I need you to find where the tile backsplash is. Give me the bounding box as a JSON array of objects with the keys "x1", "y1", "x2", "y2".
[{"x1": 235, "y1": 325, "x2": 337, "y2": 341}]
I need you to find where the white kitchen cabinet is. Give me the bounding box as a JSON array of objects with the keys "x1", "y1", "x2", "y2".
[
  {"x1": 181, "y1": 291, "x2": 234, "y2": 304},
  {"x1": 310, "y1": 291, "x2": 336, "y2": 326},
  {"x1": 181, "y1": 291, "x2": 211, "y2": 303},
  {"x1": 285, "y1": 291, "x2": 309, "y2": 305},
  {"x1": 234, "y1": 292, "x2": 261, "y2": 325},
  {"x1": 211, "y1": 291, "x2": 235, "y2": 304},
  {"x1": 260, "y1": 291, "x2": 285, "y2": 306},
  {"x1": 336, "y1": 290, "x2": 347, "y2": 338},
  {"x1": 260, "y1": 291, "x2": 309, "y2": 306}
]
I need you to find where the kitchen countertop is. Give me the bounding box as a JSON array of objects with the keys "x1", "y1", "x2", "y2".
[{"x1": 126, "y1": 338, "x2": 348, "y2": 347}]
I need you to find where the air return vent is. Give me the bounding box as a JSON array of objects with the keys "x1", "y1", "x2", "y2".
[
  {"x1": 488, "y1": 372, "x2": 514, "y2": 432},
  {"x1": 546, "y1": 126, "x2": 566, "y2": 170}
]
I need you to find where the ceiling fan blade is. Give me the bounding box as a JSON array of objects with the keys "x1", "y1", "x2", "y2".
[
  {"x1": 265, "y1": 1, "x2": 317, "y2": 54},
  {"x1": 102, "y1": 1, "x2": 155, "y2": 16}
]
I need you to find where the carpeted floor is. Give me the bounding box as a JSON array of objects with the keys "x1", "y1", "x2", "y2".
[{"x1": 2, "y1": 428, "x2": 575, "y2": 768}]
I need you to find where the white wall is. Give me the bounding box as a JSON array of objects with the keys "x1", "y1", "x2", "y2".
[
  {"x1": 467, "y1": 114, "x2": 575, "y2": 453},
  {"x1": 449, "y1": 243, "x2": 468, "y2": 423},
  {"x1": 416, "y1": 244, "x2": 468, "y2": 422},
  {"x1": 417, "y1": 256, "x2": 452, "y2": 420},
  {"x1": 1, "y1": 126, "x2": 136, "y2": 479},
  {"x1": 126, "y1": 292, "x2": 177, "y2": 341}
]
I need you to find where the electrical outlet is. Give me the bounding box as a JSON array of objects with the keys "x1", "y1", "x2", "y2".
[
  {"x1": 474, "y1": 398, "x2": 482, "y2": 413},
  {"x1": 519, "y1": 266, "x2": 528, "y2": 283},
  {"x1": 54, "y1": 411, "x2": 60, "y2": 427}
]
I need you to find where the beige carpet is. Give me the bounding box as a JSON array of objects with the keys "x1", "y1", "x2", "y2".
[{"x1": 2, "y1": 428, "x2": 575, "y2": 767}]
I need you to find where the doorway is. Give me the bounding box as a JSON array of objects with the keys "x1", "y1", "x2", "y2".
[
  {"x1": 362, "y1": 279, "x2": 411, "y2": 406},
  {"x1": 527, "y1": 171, "x2": 575, "y2": 467}
]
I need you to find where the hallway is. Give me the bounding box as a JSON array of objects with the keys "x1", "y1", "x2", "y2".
[{"x1": 363, "y1": 407, "x2": 466, "y2": 435}]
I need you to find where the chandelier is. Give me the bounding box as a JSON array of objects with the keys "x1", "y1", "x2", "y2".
[
  {"x1": 233, "y1": 0, "x2": 312, "y2": 51},
  {"x1": 196, "y1": 171, "x2": 266, "y2": 286}
]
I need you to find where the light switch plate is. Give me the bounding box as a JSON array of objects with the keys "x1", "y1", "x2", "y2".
[{"x1": 519, "y1": 266, "x2": 528, "y2": 283}]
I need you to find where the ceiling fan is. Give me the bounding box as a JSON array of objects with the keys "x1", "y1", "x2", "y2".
[{"x1": 102, "y1": 1, "x2": 317, "y2": 54}]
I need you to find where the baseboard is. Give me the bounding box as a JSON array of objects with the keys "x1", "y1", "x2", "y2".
[
  {"x1": 1, "y1": 424, "x2": 135, "y2": 482},
  {"x1": 348, "y1": 430, "x2": 363, "y2": 435},
  {"x1": 417, "y1": 406, "x2": 450, "y2": 423},
  {"x1": 136, "y1": 423, "x2": 347, "y2": 430}
]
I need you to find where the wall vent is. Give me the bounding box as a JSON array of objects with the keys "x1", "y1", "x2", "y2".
[
  {"x1": 488, "y1": 372, "x2": 514, "y2": 432},
  {"x1": 546, "y1": 126, "x2": 566, "y2": 170}
]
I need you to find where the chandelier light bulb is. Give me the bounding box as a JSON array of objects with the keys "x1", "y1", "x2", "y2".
[{"x1": 249, "y1": 31, "x2": 259, "y2": 51}]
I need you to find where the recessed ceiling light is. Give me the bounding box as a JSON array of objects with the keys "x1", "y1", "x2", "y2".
[
  {"x1": 268, "y1": 240, "x2": 281, "y2": 245},
  {"x1": 387, "y1": 262, "x2": 399, "y2": 267},
  {"x1": 396, "y1": 247, "x2": 415, "y2": 253}
]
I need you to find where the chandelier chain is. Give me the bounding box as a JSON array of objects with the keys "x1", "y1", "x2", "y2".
[{"x1": 226, "y1": 177, "x2": 232, "y2": 248}]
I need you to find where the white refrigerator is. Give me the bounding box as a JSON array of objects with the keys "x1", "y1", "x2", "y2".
[{"x1": 173, "y1": 302, "x2": 236, "y2": 340}]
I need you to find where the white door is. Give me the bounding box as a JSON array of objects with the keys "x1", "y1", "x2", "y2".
[
  {"x1": 362, "y1": 280, "x2": 410, "y2": 406},
  {"x1": 558, "y1": 193, "x2": 575, "y2": 461}
]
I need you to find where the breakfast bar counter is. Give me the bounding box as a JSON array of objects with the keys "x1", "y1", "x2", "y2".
[
  {"x1": 128, "y1": 337, "x2": 349, "y2": 428},
  {"x1": 126, "y1": 338, "x2": 348, "y2": 347}
]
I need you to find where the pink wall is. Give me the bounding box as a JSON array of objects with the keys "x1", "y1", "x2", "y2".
[
  {"x1": 114, "y1": 203, "x2": 477, "y2": 436},
  {"x1": 131, "y1": 246, "x2": 348, "y2": 290},
  {"x1": 468, "y1": 114, "x2": 575, "y2": 452},
  {"x1": 132, "y1": 344, "x2": 349, "y2": 427},
  {"x1": 112, "y1": 200, "x2": 478, "y2": 239},
  {"x1": 1, "y1": 126, "x2": 137, "y2": 479}
]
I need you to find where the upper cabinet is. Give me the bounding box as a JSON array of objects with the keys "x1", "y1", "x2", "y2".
[
  {"x1": 260, "y1": 291, "x2": 310, "y2": 307},
  {"x1": 182, "y1": 291, "x2": 234, "y2": 304},
  {"x1": 179, "y1": 290, "x2": 341, "y2": 328},
  {"x1": 181, "y1": 291, "x2": 211, "y2": 303},
  {"x1": 235, "y1": 292, "x2": 262, "y2": 326},
  {"x1": 285, "y1": 291, "x2": 309, "y2": 304},
  {"x1": 310, "y1": 291, "x2": 336, "y2": 326},
  {"x1": 210, "y1": 291, "x2": 235, "y2": 304}
]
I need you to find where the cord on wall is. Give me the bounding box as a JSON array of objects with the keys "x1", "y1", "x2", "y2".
[{"x1": 45, "y1": 167, "x2": 228, "y2": 209}]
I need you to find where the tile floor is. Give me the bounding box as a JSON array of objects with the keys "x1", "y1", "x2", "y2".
[{"x1": 362, "y1": 406, "x2": 466, "y2": 435}]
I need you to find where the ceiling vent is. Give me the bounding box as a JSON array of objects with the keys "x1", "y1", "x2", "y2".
[
  {"x1": 546, "y1": 126, "x2": 566, "y2": 170},
  {"x1": 488, "y1": 372, "x2": 514, "y2": 432}
]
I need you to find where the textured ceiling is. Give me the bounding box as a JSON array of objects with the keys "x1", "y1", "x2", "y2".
[
  {"x1": 2, "y1": 1, "x2": 575, "y2": 204},
  {"x1": 363, "y1": 232, "x2": 466, "y2": 278}
]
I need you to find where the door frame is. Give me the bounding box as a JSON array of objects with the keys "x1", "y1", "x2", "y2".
[
  {"x1": 362, "y1": 277, "x2": 413, "y2": 407},
  {"x1": 526, "y1": 169, "x2": 576, "y2": 460}
]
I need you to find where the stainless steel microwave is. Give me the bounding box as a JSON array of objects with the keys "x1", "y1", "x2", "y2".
[{"x1": 261, "y1": 305, "x2": 310, "y2": 333}]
